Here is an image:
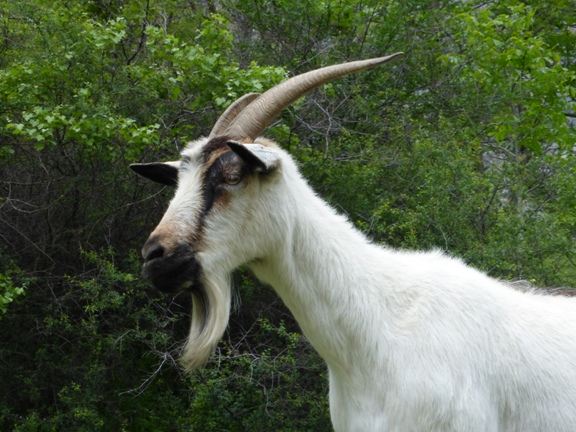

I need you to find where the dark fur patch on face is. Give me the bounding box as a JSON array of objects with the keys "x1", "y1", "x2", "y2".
[
  {"x1": 142, "y1": 244, "x2": 201, "y2": 293},
  {"x1": 188, "y1": 136, "x2": 274, "y2": 244},
  {"x1": 200, "y1": 147, "x2": 252, "y2": 224}
]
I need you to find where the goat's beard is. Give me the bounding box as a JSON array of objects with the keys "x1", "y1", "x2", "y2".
[{"x1": 180, "y1": 272, "x2": 232, "y2": 371}]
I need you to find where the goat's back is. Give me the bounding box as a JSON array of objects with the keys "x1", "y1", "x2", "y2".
[{"x1": 331, "y1": 249, "x2": 576, "y2": 432}]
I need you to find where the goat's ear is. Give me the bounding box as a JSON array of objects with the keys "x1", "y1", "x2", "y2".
[
  {"x1": 129, "y1": 161, "x2": 181, "y2": 186},
  {"x1": 227, "y1": 142, "x2": 280, "y2": 174}
]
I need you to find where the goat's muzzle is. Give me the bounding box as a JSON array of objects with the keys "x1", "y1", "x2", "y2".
[{"x1": 141, "y1": 238, "x2": 201, "y2": 293}]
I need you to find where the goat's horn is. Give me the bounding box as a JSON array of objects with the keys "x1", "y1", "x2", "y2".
[
  {"x1": 209, "y1": 93, "x2": 261, "y2": 139},
  {"x1": 224, "y1": 52, "x2": 404, "y2": 142}
]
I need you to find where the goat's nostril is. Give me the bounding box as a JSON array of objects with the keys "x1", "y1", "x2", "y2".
[{"x1": 142, "y1": 237, "x2": 165, "y2": 261}]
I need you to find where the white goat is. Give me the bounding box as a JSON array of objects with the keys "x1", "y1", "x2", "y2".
[{"x1": 131, "y1": 54, "x2": 576, "y2": 432}]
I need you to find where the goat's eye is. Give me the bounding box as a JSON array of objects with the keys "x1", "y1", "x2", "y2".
[{"x1": 223, "y1": 174, "x2": 241, "y2": 185}]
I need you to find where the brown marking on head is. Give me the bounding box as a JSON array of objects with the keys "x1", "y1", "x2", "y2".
[
  {"x1": 146, "y1": 226, "x2": 186, "y2": 255},
  {"x1": 201, "y1": 136, "x2": 233, "y2": 165},
  {"x1": 190, "y1": 137, "x2": 257, "y2": 236},
  {"x1": 205, "y1": 145, "x2": 231, "y2": 167}
]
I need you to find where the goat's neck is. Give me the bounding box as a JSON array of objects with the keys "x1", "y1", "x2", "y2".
[{"x1": 249, "y1": 177, "x2": 393, "y2": 376}]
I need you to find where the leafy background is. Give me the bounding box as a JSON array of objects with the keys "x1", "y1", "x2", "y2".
[{"x1": 1, "y1": 0, "x2": 575, "y2": 430}]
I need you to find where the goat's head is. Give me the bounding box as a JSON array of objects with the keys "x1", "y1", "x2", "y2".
[{"x1": 130, "y1": 53, "x2": 403, "y2": 370}]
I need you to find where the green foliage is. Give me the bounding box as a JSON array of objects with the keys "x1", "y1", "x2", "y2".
[
  {"x1": 0, "y1": 248, "x2": 29, "y2": 318},
  {"x1": 2, "y1": 249, "x2": 179, "y2": 431},
  {"x1": 443, "y1": 1, "x2": 575, "y2": 154},
  {"x1": 0, "y1": 275, "x2": 25, "y2": 316},
  {"x1": 182, "y1": 319, "x2": 330, "y2": 431},
  {"x1": 1, "y1": 250, "x2": 328, "y2": 431},
  {"x1": 0, "y1": 1, "x2": 285, "y2": 163},
  {"x1": 1, "y1": 0, "x2": 575, "y2": 430}
]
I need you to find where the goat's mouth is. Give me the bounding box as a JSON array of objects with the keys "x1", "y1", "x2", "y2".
[{"x1": 142, "y1": 247, "x2": 201, "y2": 294}]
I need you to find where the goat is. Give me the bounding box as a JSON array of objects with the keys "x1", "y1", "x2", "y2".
[{"x1": 131, "y1": 54, "x2": 576, "y2": 432}]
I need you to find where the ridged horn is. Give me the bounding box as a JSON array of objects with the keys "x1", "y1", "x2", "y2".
[
  {"x1": 208, "y1": 93, "x2": 261, "y2": 139},
  {"x1": 224, "y1": 52, "x2": 404, "y2": 142}
]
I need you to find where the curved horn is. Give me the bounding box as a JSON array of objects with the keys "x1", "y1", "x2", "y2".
[
  {"x1": 208, "y1": 93, "x2": 261, "y2": 139},
  {"x1": 224, "y1": 52, "x2": 404, "y2": 142}
]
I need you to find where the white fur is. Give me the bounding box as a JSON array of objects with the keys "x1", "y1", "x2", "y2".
[{"x1": 157, "y1": 137, "x2": 576, "y2": 431}]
